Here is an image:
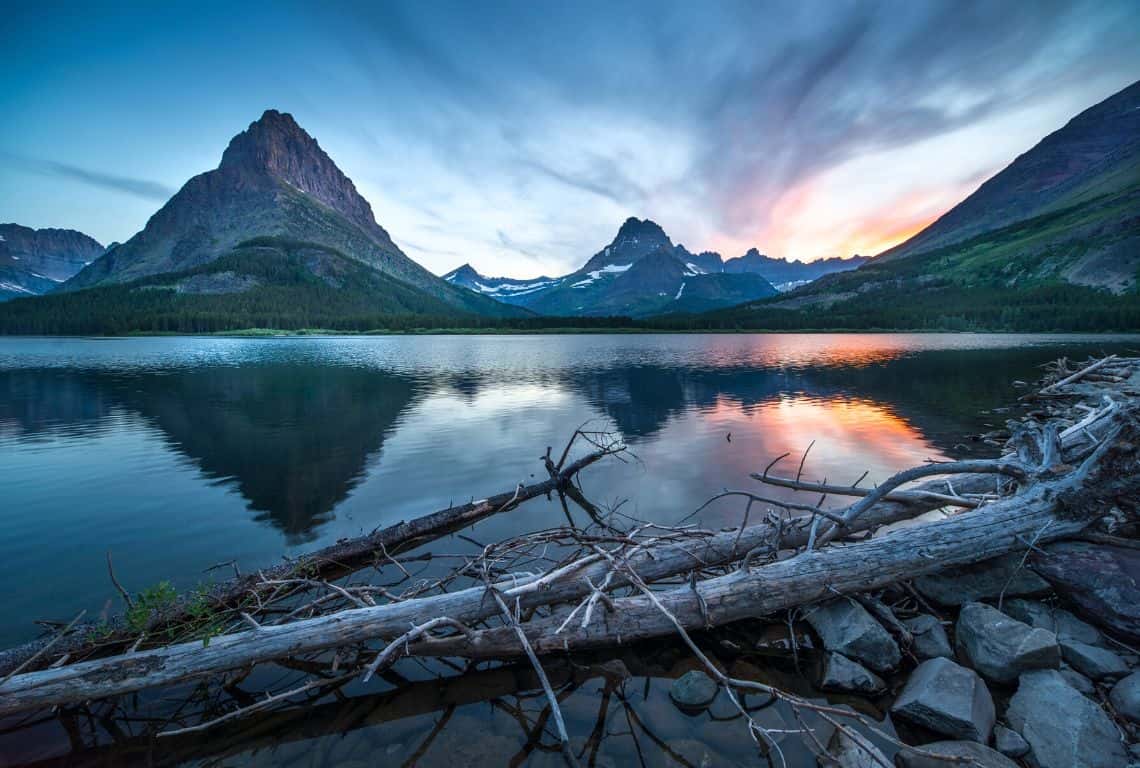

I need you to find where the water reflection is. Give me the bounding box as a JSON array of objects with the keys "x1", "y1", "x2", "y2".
[{"x1": 2, "y1": 334, "x2": 1139, "y2": 767}]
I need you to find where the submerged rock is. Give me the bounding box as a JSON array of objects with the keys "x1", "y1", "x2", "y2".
[
  {"x1": 1110, "y1": 671, "x2": 1140, "y2": 723},
  {"x1": 804, "y1": 598, "x2": 901, "y2": 673},
  {"x1": 902, "y1": 614, "x2": 953, "y2": 660},
  {"x1": 1060, "y1": 638, "x2": 1129, "y2": 680},
  {"x1": 955, "y1": 602, "x2": 1060, "y2": 683},
  {"x1": 1006, "y1": 669, "x2": 1127, "y2": 768},
  {"x1": 669, "y1": 670, "x2": 718, "y2": 710},
  {"x1": 1003, "y1": 598, "x2": 1104, "y2": 646},
  {"x1": 914, "y1": 553, "x2": 1050, "y2": 606},
  {"x1": 819, "y1": 653, "x2": 886, "y2": 695},
  {"x1": 891, "y1": 657, "x2": 995, "y2": 743},
  {"x1": 1031, "y1": 542, "x2": 1140, "y2": 640},
  {"x1": 993, "y1": 725, "x2": 1030, "y2": 758},
  {"x1": 894, "y1": 740, "x2": 1018, "y2": 768}
]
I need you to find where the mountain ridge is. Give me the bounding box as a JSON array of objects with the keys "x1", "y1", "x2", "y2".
[
  {"x1": 445, "y1": 218, "x2": 865, "y2": 315},
  {"x1": 0, "y1": 224, "x2": 104, "y2": 301}
]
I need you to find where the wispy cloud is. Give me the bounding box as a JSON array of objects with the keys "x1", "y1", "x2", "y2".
[{"x1": 4, "y1": 153, "x2": 174, "y2": 201}]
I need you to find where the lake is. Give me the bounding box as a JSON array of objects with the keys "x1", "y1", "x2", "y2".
[{"x1": 2, "y1": 332, "x2": 1137, "y2": 765}]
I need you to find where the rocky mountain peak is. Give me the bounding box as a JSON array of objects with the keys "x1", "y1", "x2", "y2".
[
  {"x1": 611, "y1": 217, "x2": 670, "y2": 248},
  {"x1": 218, "y1": 110, "x2": 389, "y2": 243}
]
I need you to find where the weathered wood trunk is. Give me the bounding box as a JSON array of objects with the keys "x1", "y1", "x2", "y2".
[
  {"x1": 0, "y1": 446, "x2": 611, "y2": 678},
  {"x1": 1, "y1": 423, "x2": 1133, "y2": 716}
]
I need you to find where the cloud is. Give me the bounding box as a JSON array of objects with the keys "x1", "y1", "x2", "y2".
[{"x1": 5, "y1": 153, "x2": 174, "y2": 201}]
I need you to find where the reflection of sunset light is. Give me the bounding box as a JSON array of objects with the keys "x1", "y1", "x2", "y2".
[
  {"x1": 698, "y1": 332, "x2": 923, "y2": 369},
  {"x1": 676, "y1": 393, "x2": 942, "y2": 527}
]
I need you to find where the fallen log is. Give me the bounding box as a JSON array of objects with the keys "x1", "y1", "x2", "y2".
[
  {"x1": 0, "y1": 480, "x2": 938, "y2": 715},
  {"x1": 0, "y1": 358, "x2": 1135, "y2": 725},
  {"x1": 412, "y1": 420, "x2": 1137, "y2": 658},
  {"x1": 0, "y1": 431, "x2": 623, "y2": 677},
  {"x1": 0, "y1": 415, "x2": 1130, "y2": 716}
]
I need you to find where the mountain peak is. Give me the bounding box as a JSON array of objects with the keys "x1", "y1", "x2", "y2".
[
  {"x1": 220, "y1": 109, "x2": 320, "y2": 173},
  {"x1": 613, "y1": 217, "x2": 669, "y2": 246},
  {"x1": 215, "y1": 109, "x2": 391, "y2": 246}
]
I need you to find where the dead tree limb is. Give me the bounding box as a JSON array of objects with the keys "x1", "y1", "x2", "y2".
[{"x1": 0, "y1": 433, "x2": 623, "y2": 678}]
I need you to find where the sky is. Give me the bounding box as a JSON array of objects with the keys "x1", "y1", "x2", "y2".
[{"x1": 2, "y1": 1, "x2": 1139, "y2": 279}]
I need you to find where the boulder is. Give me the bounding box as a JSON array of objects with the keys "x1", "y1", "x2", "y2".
[
  {"x1": 1059, "y1": 664, "x2": 1097, "y2": 696},
  {"x1": 819, "y1": 653, "x2": 886, "y2": 695},
  {"x1": 955, "y1": 602, "x2": 1060, "y2": 683},
  {"x1": 914, "y1": 553, "x2": 1050, "y2": 606},
  {"x1": 894, "y1": 741, "x2": 1018, "y2": 768},
  {"x1": 993, "y1": 725, "x2": 1030, "y2": 758},
  {"x1": 1003, "y1": 598, "x2": 1104, "y2": 646},
  {"x1": 1110, "y1": 671, "x2": 1140, "y2": 723},
  {"x1": 890, "y1": 657, "x2": 995, "y2": 743},
  {"x1": 1060, "y1": 638, "x2": 1129, "y2": 681},
  {"x1": 1006, "y1": 669, "x2": 1127, "y2": 768},
  {"x1": 669, "y1": 670, "x2": 718, "y2": 711},
  {"x1": 824, "y1": 728, "x2": 890, "y2": 768},
  {"x1": 804, "y1": 599, "x2": 901, "y2": 673},
  {"x1": 902, "y1": 615, "x2": 953, "y2": 660},
  {"x1": 1031, "y1": 542, "x2": 1140, "y2": 640}
]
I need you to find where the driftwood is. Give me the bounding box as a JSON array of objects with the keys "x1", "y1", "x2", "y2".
[
  {"x1": 0, "y1": 430, "x2": 624, "y2": 678},
  {"x1": 0, "y1": 355, "x2": 1136, "y2": 761}
]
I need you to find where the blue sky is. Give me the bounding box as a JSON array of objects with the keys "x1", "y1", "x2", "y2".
[{"x1": 3, "y1": 0, "x2": 1138, "y2": 278}]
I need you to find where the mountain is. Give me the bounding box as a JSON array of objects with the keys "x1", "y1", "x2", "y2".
[
  {"x1": 0, "y1": 225, "x2": 104, "y2": 301},
  {"x1": 879, "y1": 79, "x2": 1140, "y2": 264},
  {"x1": 62, "y1": 110, "x2": 521, "y2": 318},
  {"x1": 445, "y1": 218, "x2": 871, "y2": 316},
  {"x1": 721, "y1": 248, "x2": 868, "y2": 289},
  {"x1": 0, "y1": 237, "x2": 511, "y2": 334},
  {"x1": 690, "y1": 79, "x2": 1140, "y2": 331},
  {"x1": 441, "y1": 264, "x2": 562, "y2": 301}
]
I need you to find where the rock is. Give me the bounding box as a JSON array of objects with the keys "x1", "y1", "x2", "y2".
[
  {"x1": 1006, "y1": 669, "x2": 1127, "y2": 768},
  {"x1": 902, "y1": 614, "x2": 953, "y2": 660},
  {"x1": 890, "y1": 657, "x2": 995, "y2": 743},
  {"x1": 1059, "y1": 663, "x2": 1097, "y2": 696},
  {"x1": 824, "y1": 728, "x2": 889, "y2": 768},
  {"x1": 914, "y1": 553, "x2": 1050, "y2": 606},
  {"x1": 955, "y1": 602, "x2": 1060, "y2": 683},
  {"x1": 1060, "y1": 638, "x2": 1129, "y2": 680},
  {"x1": 662, "y1": 738, "x2": 720, "y2": 768},
  {"x1": 1031, "y1": 542, "x2": 1140, "y2": 640},
  {"x1": 1110, "y1": 671, "x2": 1140, "y2": 723},
  {"x1": 669, "y1": 670, "x2": 718, "y2": 710},
  {"x1": 894, "y1": 740, "x2": 1018, "y2": 768},
  {"x1": 819, "y1": 653, "x2": 886, "y2": 695},
  {"x1": 993, "y1": 725, "x2": 1030, "y2": 758},
  {"x1": 804, "y1": 599, "x2": 901, "y2": 673},
  {"x1": 1003, "y1": 598, "x2": 1104, "y2": 646}
]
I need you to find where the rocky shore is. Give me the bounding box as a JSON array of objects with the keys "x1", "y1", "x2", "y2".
[{"x1": 670, "y1": 545, "x2": 1139, "y2": 766}]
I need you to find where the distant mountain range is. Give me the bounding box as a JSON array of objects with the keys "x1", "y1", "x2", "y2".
[
  {"x1": 699, "y1": 78, "x2": 1140, "y2": 330},
  {"x1": 2, "y1": 78, "x2": 1137, "y2": 333},
  {"x1": 0, "y1": 225, "x2": 104, "y2": 301},
  {"x1": 444, "y1": 218, "x2": 866, "y2": 317}
]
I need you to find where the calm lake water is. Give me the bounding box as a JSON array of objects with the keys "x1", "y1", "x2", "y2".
[{"x1": 2, "y1": 332, "x2": 1138, "y2": 765}]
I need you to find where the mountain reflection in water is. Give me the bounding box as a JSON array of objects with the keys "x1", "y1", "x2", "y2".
[
  {"x1": 0, "y1": 333, "x2": 1135, "y2": 646},
  {"x1": 2, "y1": 333, "x2": 1140, "y2": 766}
]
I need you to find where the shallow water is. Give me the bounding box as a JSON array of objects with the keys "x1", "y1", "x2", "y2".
[{"x1": 1, "y1": 332, "x2": 1136, "y2": 765}]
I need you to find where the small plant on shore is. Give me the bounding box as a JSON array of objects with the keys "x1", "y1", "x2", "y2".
[{"x1": 125, "y1": 581, "x2": 178, "y2": 634}]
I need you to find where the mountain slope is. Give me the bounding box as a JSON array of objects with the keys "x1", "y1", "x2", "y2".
[
  {"x1": 879, "y1": 79, "x2": 1140, "y2": 262},
  {"x1": 0, "y1": 225, "x2": 104, "y2": 301},
  {"x1": 63, "y1": 110, "x2": 521, "y2": 317},
  {"x1": 0, "y1": 238, "x2": 491, "y2": 334},
  {"x1": 689, "y1": 78, "x2": 1140, "y2": 330}
]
